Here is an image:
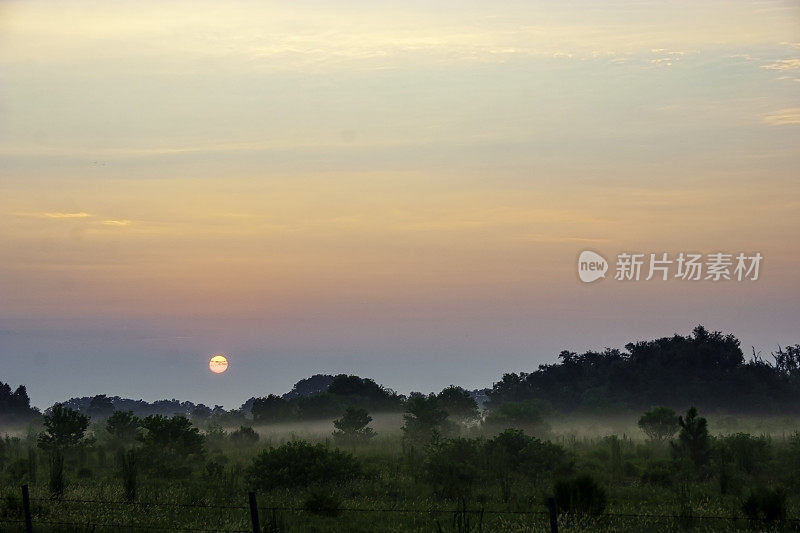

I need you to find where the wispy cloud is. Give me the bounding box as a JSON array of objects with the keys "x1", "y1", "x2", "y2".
[
  {"x1": 763, "y1": 108, "x2": 800, "y2": 126},
  {"x1": 762, "y1": 58, "x2": 800, "y2": 71},
  {"x1": 41, "y1": 212, "x2": 92, "y2": 219},
  {"x1": 102, "y1": 220, "x2": 132, "y2": 226}
]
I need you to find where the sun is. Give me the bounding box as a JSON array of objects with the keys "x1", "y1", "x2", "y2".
[{"x1": 209, "y1": 354, "x2": 229, "y2": 374}]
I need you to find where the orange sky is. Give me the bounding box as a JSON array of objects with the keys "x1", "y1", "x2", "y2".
[{"x1": 0, "y1": 0, "x2": 798, "y2": 407}]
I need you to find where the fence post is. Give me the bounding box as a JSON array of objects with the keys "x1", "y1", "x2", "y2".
[
  {"x1": 547, "y1": 497, "x2": 558, "y2": 533},
  {"x1": 21, "y1": 484, "x2": 33, "y2": 533},
  {"x1": 248, "y1": 491, "x2": 260, "y2": 533}
]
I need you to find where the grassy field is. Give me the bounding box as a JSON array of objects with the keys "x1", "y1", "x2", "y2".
[{"x1": 2, "y1": 412, "x2": 800, "y2": 532}]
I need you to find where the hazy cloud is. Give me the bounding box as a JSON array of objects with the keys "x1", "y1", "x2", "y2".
[
  {"x1": 41, "y1": 212, "x2": 92, "y2": 219},
  {"x1": 763, "y1": 108, "x2": 800, "y2": 126},
  {"x1": 762, "y1": 58, "x2": 800, "y2": 71}
]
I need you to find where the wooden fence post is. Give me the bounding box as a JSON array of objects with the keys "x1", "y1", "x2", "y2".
[
  {"x1": 21, "y1": 484, "x2": 33, "y2": 533},
  {"x1": 547, "y1": 497, "x2": 558, "y2": 533},
  {"x1": 248, "y1": 491, "x2": 260, "y2": 533}
]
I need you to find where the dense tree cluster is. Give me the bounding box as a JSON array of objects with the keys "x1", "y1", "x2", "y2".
[
  {"x1": 488, "y1": 326, "x2": 800, "y2": 414},
  {"x1": 249, "y1": 374, "x2": 405, "y2": 422},
  {"x1": 59, "y1": 395, "x2": 211, "y2": 419},
  {"x1": 0, "y1": 381, "x2": 37, "y2": 423}
]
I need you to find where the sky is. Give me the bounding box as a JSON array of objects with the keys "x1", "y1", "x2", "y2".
[{"x1": 1, "y1": 0, "x2": 798, "y2": 409}]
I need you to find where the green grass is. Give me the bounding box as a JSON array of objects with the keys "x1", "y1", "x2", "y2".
[{"x1": 2, "y1": 414, "x2": 800, "y2": 532}]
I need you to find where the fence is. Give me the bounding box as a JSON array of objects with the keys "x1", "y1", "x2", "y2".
[{"x1": 3, "y1": 485, "x2": 800, "y2": 532}]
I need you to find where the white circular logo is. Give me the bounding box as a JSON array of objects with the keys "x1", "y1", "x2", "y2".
[{"x1": 578, "y1": 251, "x2": 608, "y2": 283}]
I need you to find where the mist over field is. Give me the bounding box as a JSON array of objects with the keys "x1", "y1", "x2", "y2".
[
  {"x1": 1, "y1": 0, "x2": 799, "y2": 530},
  {"x1": 3, "y1": 327, "x2": 800, "y2": 530}
]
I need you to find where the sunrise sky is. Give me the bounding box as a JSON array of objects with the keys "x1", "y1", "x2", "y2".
[{"x1": 1, "y1": 0, "x2": 798, "y2": 409}]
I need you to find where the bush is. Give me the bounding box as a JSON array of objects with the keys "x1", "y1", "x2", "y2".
[
  {"x1": 484, "y1": 430, "x2": 570, "y2": 498},
  {"x1": 640, "y1": 460, "x2": 674, "y2": 487},
  {"x1": 119, "y1": 449, "x2": 137, "y2": 502},
  {"x1": 230, "y1": 426, "x2": 259, "y2": 447},
  {"x1": 715, "y1": 433, "x2": 770, "y2": 476},
  {"x1": 742, "y1": 486, "x2": 786, "y2": 523},
  {"x1": 553, "y1": 474, "x2": 607, "y2": 516},
  {"x1": 247, "y1": 441, "x2": 360, "y2": 490},
  {"x1": 138, "y1": 415, "x2": 204, "y2": 478},
  {"x1": 49, "y1": 451, "x2": 64, "y2": 497},
  {"x1": 303, "y1": 489, "x2": 342, "y2": 517},
  {"x1": 424, "y1": 437, "x2": 482, "y2": 498}
]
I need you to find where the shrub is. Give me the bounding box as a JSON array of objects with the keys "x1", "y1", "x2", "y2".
[
  {"x1": 640, "y1": 460, "x2": 674, "y2": 487},
  {"x1": 230, "y1": 426, "x2": 259, "y2": 447},
  {"x1": 553, "y1": 474, "x2": 607, "y2": 516},
  {"x1": 715, "y1": 433, "x2": 770, "y2": 476},
  {"x1": 485, "y1": 429, "x2": 533, "y2": 501},
  {"x1": 138, "y1": 415, "x2": 204, "y2": 477},
  {"x1": 303, "y1": 489, "x2": 342, "y2": 517},
  {"x1": 119, "y1": 449, "x2": 137, "y2": 502},
  {"x1": 205, "y1": 459, "x2": 225, "y2": 479},
  {"x1": 742, "y1": 486, "x2": 786, "y2": 523},
  {"x1": 6, "y1": 458, "x2": 29, "y2": 482},
  {"x1": 424, "y1": 437, "x2": 482, "y2": 498},
  {"x1": 247, "y1": 441, "x2": 360, "y2": 490},
  {"x1": 49, "y1": 451, "x2": 64, "y2": 497}
]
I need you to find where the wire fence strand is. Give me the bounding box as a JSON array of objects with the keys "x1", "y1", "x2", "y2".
[{"x1": 7, "y1": 494, "x2": 800, "y2": 530}]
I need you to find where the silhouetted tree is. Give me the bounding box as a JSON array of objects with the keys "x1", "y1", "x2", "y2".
[
  {"x1": 190, "y1": 404, "x2": 213, "y2": 422},
  {"x1": 436, "y1": 385, "x2": 480, "y2": 424},
  {"x1": 402, "y1": 393, "x2": 448, "y2": 445},
  {"x1": 138, "y1": 415, "x2": 204, "y2": 477},
  {"x1": 672, "y1": 407, "x2": 710, "y2": 469},
  {"x1": 106, "y1": 410, "x2": 141, "y2": 448},
  {"x1": 87, "y1": 395, "x2": 115, "y2": 420},
  {"x1": 38, "y1": 404, "x2": 89, "y2": 451},
  {"x1": 774, "y1": 345, "x2": 800, "y2": 377},
  {"x1": 283, "y1": 374, "x2": 335, "y2": 399},
  {"x1": 486, "y1": 326, "x2": 798, "y2": 414},
  {"x1": 295, "y1": 393, "x2": 345, "y2": 420},
  {"x1": 327, "y1": 374, "x2": 405, "y2": 411},
  {"x1": 333, "y1": 407, "x2": 375, "y2": 446},
  {"x1": 638, "y1": 407, "x2": 680, "y2": 441},
  {"x1": 0, "y1": 382, "x2": 37, "y2": 422},
  {"x1": 251, "y1": 395, "x2": 292, "y2": 422}
]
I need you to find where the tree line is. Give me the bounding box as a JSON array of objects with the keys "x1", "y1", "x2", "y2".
[{"x1": 3, "y1": 326, "x2": 799, "y2": 427}]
